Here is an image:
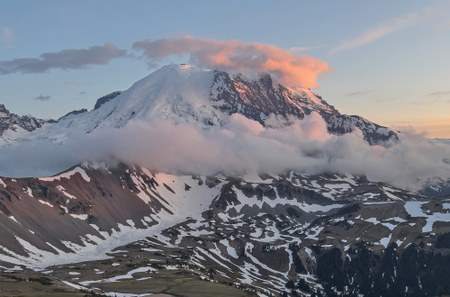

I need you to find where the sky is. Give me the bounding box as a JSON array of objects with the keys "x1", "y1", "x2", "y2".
[{"x1": 1, "y1": 0, "x2": 450, "y2": 137}]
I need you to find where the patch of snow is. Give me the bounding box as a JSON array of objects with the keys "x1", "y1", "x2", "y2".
[
  {"x1": 126, "y1": 219, "x2": 135, "y2": 227},
  {"x1": 230, "y1": 186, "x2": 342, "y2": 213},
  {"x1": 219, "y1": 239, "x2": 239, "y2": 259},
  {"x1": 141, "y1": 247, "x2": 161, "y2": 252},
  {"x1": 242, "y1": 172, "x2": 273, "y2": 184},
  {"x1": 310, "y1": 180, "x2": 321, "y2": 188},
  {"x1": 404, "y1": 202, "x2": 426, "y2": 217},
  {"x1": 68, "y1": 271, "x2": 80, "y2": 275},
  {"x1": 80, "y1": 266, "x2": 156, "y2": 286},
  {"x1": 39, "y1": 167, "x2": 91, "y2": 182},
  {"x1": 379, "y1": 234, "x2": 392, "y2": 248},
  {"x1": 57, "y1": 185, "x2": 77, "y2": 199},
  {"x1": 306, "y1": 226, "x2": 324, "y2": 240},
  {"x1": 62, "y1": 280, "x2": 88, "y2": 291},
  {"x1": 25, "y1": 187, "x2": 33, "y2": 197},
  {"x1": 8, "y1": 216, "x2": 19, "y2": 224},
  {"x1": 324, "y1": 183, "x2": 351, "y2": 191},
  {"x1": 381, "y1": 222, "x2": 397, "y2": 231},
  {"x1": 70, "y1": 214, "x2": 88, "y2": 220},
  {"x1": 198, "y1": 246, "x2": 232, "y2": 270},
  {"x1": 382, "y1": 187, "x2": 403, "y2": 200},
  {"x1": 363, "y1": 201, "x2": 396, "y2": 205},
  {"x1": 38, "y1": 200, "x2": 54, "y2": 208},
  {"x1": 365, "y1": 217, "x2": 380, "y2": 225},
  {"x1": 423, "y1": 212, "x2": 450, "y2": 233},
  {"x1": 103, "y1": 292, "x2": 152, "y2": 297},
  {"x1": 391, "y1": 216, "x2": 407, "y2": 223},
  {"x1": 404, "y1": 201, "x2": 450, "y2": 233}
]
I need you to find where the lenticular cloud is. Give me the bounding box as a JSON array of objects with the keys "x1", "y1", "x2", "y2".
[{"x1": 132, "y1": 36, "x2": 330, "y2": 89}]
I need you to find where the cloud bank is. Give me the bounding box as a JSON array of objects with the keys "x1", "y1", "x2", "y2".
[
  {"x1": 0, "y1": 113, "x2": 449, "y2": 192},
  {"x1": 133, "y1": 36, "x2": 329, "y2": 89},
  {"x1": 0, "y1": 43, "x2": 127, "y2": 74}
]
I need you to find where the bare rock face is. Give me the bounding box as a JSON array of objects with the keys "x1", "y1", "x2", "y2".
[
  {"x1": 93, "y1": 91, "x2": 122, "y2": 110},
  {"x1": 210, "y1": 70, "x2": 397, "y2": 144}
]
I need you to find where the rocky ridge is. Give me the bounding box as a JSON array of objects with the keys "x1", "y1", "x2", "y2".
[{"x1": 0, "y1": 104, "x2": 54, "y2": 141}]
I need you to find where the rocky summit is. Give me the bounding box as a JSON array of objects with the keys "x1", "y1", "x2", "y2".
[{"x1": 0, "y1": 104, "x2": 54, "y2": 142}]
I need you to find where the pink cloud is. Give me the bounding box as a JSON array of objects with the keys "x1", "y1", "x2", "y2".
[{"x1": 133, "y1": 36, "x2": 329, "y2": 89}]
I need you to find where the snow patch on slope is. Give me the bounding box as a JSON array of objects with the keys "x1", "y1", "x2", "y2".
[
  {"x1": 0, "y1": 169, "x2": 224, "y2": 268},
  {"x1": 39, "y1": 167, "x2": 90, "y2": 182}
]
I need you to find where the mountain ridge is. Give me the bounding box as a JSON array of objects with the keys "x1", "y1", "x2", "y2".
[
  {"x1": 1, "y1": 64, "x2": 396, "y2": 146},
  {"x1": 1, "y1": 162, "x2": 449, "y2": 296},
  {"x1": 0, "y1": 104, "x2": 54, "y2": 142},
  {"x1": 1, "y1": 64, "x2": 449, "y2": 297}
]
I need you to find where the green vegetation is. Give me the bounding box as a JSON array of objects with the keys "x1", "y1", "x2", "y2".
[
  {"x1": 88, "y1": 270, "x2": 254, "y2": 297},
  {"x1": 0, "y1": 269, "x2": 255, "y2": 297},
  {"x1": 0, "y1": 273, "x2": 86, "y2": 297}
]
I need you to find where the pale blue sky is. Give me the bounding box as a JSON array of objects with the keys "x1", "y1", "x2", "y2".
[{"x1": 1, "y1": 0, "x2": 449, "y2": 136}]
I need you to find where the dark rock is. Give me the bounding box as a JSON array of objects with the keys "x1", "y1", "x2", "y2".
[
  {"x1": 0, "y1": 104, "x2": 54, "y2": 136},
  {"x1": 94, "y1": 91, "x2": 122, "y2": 110}
]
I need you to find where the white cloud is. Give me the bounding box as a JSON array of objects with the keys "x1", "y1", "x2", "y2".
[
  {"x1": 0, "y1": 113, "x2": 449, "y2": 192},
  {"x1": 0, "y1": 43, "x2": 127, "y2": 74},
  {"x1": 132, "y1": 36, "x2": 329, "y2": 89},
  {"x1": 332, "y1": 12, "x2": 420, "y2": 53}
]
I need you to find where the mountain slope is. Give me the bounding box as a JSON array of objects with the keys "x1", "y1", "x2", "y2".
[
  {"x1": 210, "y1": 69, "x2": 395, "y2": 144},
  {"x1": 2, "y1": 164, "x2": 449, "y2": 296},
  {"x1": 1, "y1": 64, "x2": 449, "y2": 296},
  {"x1": 21, "y1": 64, "x2": 395, "y2": 145},
  {"x1": 0, "y1": 163, "x2": 223, "y2": 267},
  {"x1": 0, "y1": 104, "x2": 54, "y2": 142}
]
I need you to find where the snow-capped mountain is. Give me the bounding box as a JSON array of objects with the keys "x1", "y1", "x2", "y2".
[
  {"x1": 0, "y1": 104, "x2": 54, "y2": 142},
  {"x1": 13, "y1": 64, "x2": 395, "y2": 145},
  {"x1": 0, "y1": 64, "x2": 449, "y2": 297}
]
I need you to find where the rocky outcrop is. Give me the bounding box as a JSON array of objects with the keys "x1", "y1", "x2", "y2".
[
  {"x1": 0, "y1": 104, "x2": 54, "y2": 137},
  {"x1": 93, "y1": 91, "x2": 121, "y2": 110},
  {"x1": 210, "y1": 70, "x2": 397, "y2": 144}
]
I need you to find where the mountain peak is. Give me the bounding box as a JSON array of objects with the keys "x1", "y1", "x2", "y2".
[
  {"x1": 151, "y1": 63, "x2": 202, "y2": 76},
  {"x1": 9, "y1": 64, "x2": 396, "y2": 144},
  {"x1": 0, "y1": 104, "x2": 10, "y2": 116},
  {"x1": 0, "y1": 103, "x2": 53, "y2": 140}
]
